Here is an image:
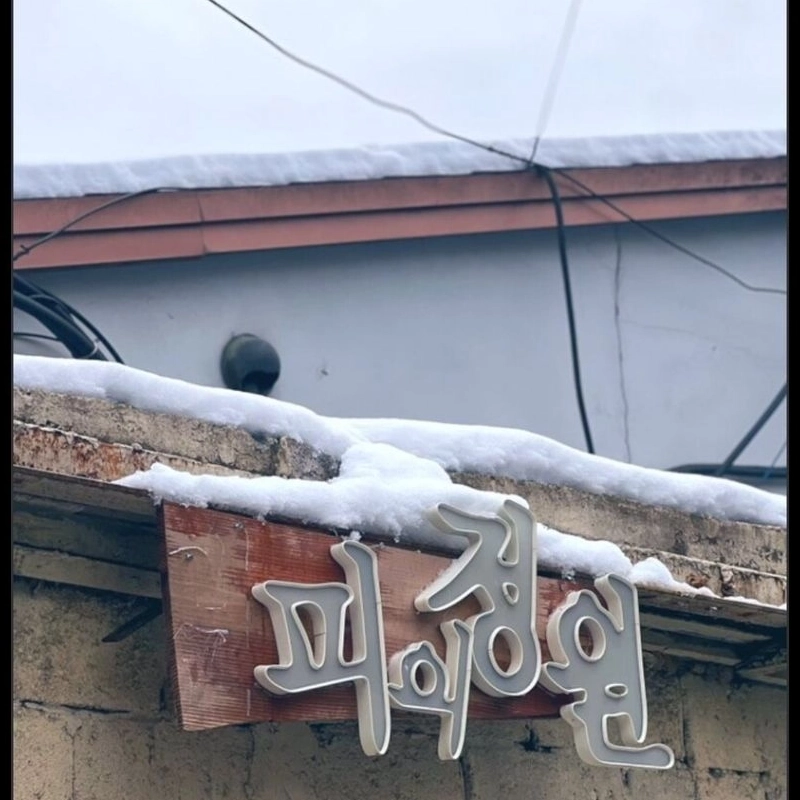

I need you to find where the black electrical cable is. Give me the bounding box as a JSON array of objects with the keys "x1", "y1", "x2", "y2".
[
  {"x1": 14, "y1": 277, "x2": 111, "y2": 361},
  {"x1": 714, "y1": 385, "x2": 787, "y2": 476},
  {"x1": 13, "y1": 291, "x2": 104, "y2": 360},
  {"x1": 670, "y1": 464, "x2": 787, "y2": 481},
  {"x1": 13, "y1": 189, "x2": 189, "y2": 365},
  {"x1": 203, "y1": 0, "x2": 523, "y2": 162},
  {"x1": 536, "y1": 165, "x2": 595, "y2": 454},
  {"x1": 13, "y1": 3, "x2": 784, "y2": 460},
  {"x1": 669, "y1": 389, "x2": 787, "y2": 485},
  {"x1": 12, "y1": 186, "x2": 207, "y2": 366},
  {"x1": 14, "y1": 274, "x2": 125, "y2": 363},
  {"x1": 203, "y1": 0, "x2": 786, "y2": 299},
  {"x1": 551, "y1": 170, "x2": 787, "y2": 296},
  {"x1": 202, "y1": 0, "x2": 783, "y2": 463}
]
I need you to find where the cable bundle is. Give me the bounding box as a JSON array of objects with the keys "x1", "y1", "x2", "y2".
[{"x1": 13, "y1": 273, "x2": 123, "y2": 363}]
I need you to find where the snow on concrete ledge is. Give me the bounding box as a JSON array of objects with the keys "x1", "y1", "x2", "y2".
[
  {"x1": 14, "y1": 356, "x2": 786, "y2": 526},
  {"x1": 12, "y1": 355, "x2": 786, "y2": 608}
]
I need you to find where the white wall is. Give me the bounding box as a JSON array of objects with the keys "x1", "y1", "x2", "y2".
[{"x1": 14, "y1": 212, "x2": 786, "y2": 472}]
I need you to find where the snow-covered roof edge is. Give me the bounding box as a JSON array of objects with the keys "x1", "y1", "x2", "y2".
[{"x1": 13, "y1": 130, "x2": 786, "y2": 200}]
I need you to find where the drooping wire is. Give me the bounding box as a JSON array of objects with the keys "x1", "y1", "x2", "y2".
[
  {"x1": 669, "y1": 387, "x2": 787, "y2": 483},
  {"x1": 13, "y1": 289, "x2": 103, "y2": 360},
  {"x1": 13, "y1": 3, "x2": 785, "y2": 450},
  {"x1": 13, "y1": 332, "x2": 62, "y2": 342},
  {"x1": 201, "y1": 0, "x2": 786, "y2": 300},
  {"x1": 536, "y1": 165, "x2": 595, "y2": 453},
  {"x1": 669, "y1": 463, "x2": 786, "y2": 481},
  {"x1": 714, "y1": 385, "x2": 787, "y2": 477},
  {"x1": 525, "y1": 0, "x2": 593, "y2": 452},
  {"x1": 552, "y1": 170, "x2": 787, "y2": 296},
  {"x1": 202, "y1": 0, "x2": 524, "y2": 164},
  {"x1": 14, "y1": 187, "x2": 185, "y2": 363},
  {"x1": 14, "y1": 273, "x2": 125, "y2": 363},
  {"x1": 13, "y1": 187, "x2": 180, "y2": 264},
  {"x1": 14, "y1": 273, "x2": 125, "y2": 362},
  {"x1": 200, "y1": 0, "x2": 784, "y2": 457}
]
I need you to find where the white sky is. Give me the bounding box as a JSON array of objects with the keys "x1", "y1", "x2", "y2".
[
  {"x1": 13, "y1": 354, "x2": 786, "y2": 609},
  {"x1": 14, "y1": 0, "x2": 786, "y2": 168}
]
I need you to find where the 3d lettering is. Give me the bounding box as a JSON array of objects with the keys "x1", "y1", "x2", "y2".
[
  {"x1": 415, "y1": 500, "x2": 541, "y2": 697},
  {"x1": 251, "y1": 503, "x2": 673, "y2": 769},
  {"x1": 388, "y1": 620, "x2": 474, "y2": 760},
  {"x1": 540, "y1": 574, "x2": 675, "y2": 769},
  {"x1": 251, "y1": 540, "x2": 391, "y2": 756}
]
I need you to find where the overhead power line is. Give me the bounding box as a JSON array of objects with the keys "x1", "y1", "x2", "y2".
[
  {"x1": 202, "y1": 0, "x2": 523, "y2": 164},
  {"x1": 553, "y1": 171, "x2": 787, "y2": 296},
  {"x1": 201, "y1": 0, "x2": 786, "y2": 298},
  {"x1": 13, "y1": 188, "x2": 193, "y2": 363},
  {"x1": 529, "y1": 0, "x2": 584, "y2": 163},
  {"x1": 13, "y1": 2, "x2": 783, "y2": 299},
  {"x1": 537, "y1": 166, "x2": 595, "y2": 453},
  {"x1": 11, "y1": 1, "x2": 785, "y2": 465},
  {"x1": 763, "y1": 440, "x2": 787, "y2": 481},
  {"x1": 714, "y1": 385, "x2": 787, "y2": 477}
]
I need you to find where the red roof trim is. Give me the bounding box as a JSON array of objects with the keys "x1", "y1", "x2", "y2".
[{"x1": 13, "y1": 158, "x2": 786, "y2": 270}]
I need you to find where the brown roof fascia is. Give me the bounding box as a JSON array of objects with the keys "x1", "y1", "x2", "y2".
[{"x1": 13, "y1": 157, "x2": 787, "y2": 271}]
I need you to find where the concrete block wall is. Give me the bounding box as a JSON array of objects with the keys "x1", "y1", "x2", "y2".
[{"x1": 13, "y1": 578, "x2": 786, "y2": 800}]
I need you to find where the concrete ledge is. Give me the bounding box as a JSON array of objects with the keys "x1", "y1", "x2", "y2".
[
  {"x1": 14, "y1": 388, "x2": 785, "y2": 581},
  {"x1": 13, "y1": 388, "x2": 339, "y2": 481},
  {"x1": 452, "y1": 473, "x2": 785, "y2": 577}
]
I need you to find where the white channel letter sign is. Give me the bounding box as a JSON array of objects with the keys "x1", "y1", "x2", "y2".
[{"x1": 251, "y1": 500, "x2": 674, "y2": 769}]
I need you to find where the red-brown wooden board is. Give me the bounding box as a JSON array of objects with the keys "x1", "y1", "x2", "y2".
[{"x1": 160, "y1": 503, "x2": 588, "y2": 731}]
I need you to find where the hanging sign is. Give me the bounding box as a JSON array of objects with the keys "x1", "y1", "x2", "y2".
[{"x1": 160, "y1": 500, "x2": 673, "y2": 770}]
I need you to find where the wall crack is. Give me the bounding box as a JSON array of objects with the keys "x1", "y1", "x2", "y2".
[{"x1": 613, "y1": 227, "x2": 632, "y2": 462}]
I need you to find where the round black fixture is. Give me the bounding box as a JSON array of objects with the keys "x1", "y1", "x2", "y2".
[{"x1": 220, "y1": 334, "x2": 281, "y2": 395}]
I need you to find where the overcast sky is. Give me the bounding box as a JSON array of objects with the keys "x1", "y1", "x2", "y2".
[{"x1": 14, "y1": 0, "x2": 786, "y2": 163}]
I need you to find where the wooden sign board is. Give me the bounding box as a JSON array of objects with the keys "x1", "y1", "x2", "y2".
[{"x1": 159, "y1": 503, "x2": 587, "y2": 732}]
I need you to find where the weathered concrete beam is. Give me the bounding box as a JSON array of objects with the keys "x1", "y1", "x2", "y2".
[
  {"x1": 14, "y1": 385, "x2": 786, "y2": 609},
  {"x1": 14, "y1": 388, "x2": 337, "y2": 480},
  {"x1": 624, "y1": 546, "x2": 785, "y2": 607},
  {"x1": 452, "y1": 473, "x2": 785, "y2": 577},
  {"x1": 13, "y1": 420, "x2": 251, "y2": 482}
]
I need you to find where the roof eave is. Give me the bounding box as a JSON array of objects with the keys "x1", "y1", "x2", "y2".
[{"x1": 13, "y1": 157, "x2": 787, "y2": 271}]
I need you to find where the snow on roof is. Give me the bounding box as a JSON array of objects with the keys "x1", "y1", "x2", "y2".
[
  {"x1": 14, "y1": 354, "x2": 786, "y2": 568},
  {"x1": 13, "y1": 0, "x2": 786, "y2": 199},
  {"x1": 12, "y1": 131, "x2": 787, "y2": 200}
]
